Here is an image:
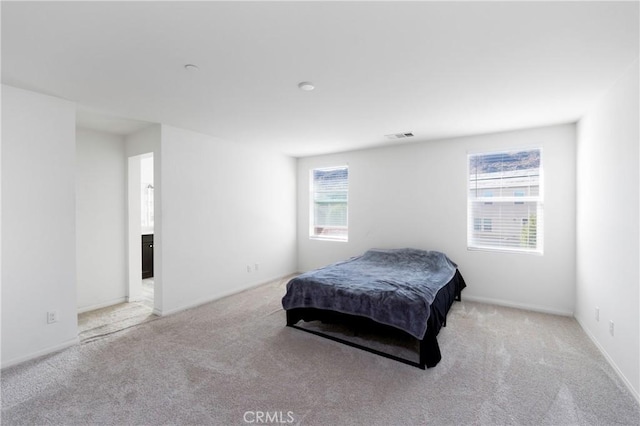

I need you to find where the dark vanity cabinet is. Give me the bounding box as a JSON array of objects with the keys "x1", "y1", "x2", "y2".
[{"x1": 142, "y1": 234, "x2": 154, "y2": 279}]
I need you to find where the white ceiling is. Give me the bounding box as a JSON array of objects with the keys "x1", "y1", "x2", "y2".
[{"x1": 2, "y1": 1, "x2": 638, "y2": 157}]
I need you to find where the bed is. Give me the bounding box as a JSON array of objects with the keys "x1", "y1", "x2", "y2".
[{"x1": 281, "y1": 248, "x2": 466, "y2": 369}]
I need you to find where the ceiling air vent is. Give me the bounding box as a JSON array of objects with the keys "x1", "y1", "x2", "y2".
[{"x1": 385, "y1": 132, "x2": 414, "y2": 139}]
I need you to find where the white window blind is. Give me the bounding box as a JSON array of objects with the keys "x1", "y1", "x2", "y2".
[
  {"x1": 310, "y1": 166, "x2": 348, "y2": 241},
  {"x1": 468, "y1": 149, "x2": 543, "y2": 253}
]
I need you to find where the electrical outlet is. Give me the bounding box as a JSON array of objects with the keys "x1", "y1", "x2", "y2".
[
  {"x1": 47, "y1": 311, "x2": 58, "y2": 324},
  {"x1": 595, "y1": 307, "x2": 599, "y2": 321},
  {"x1": 609, "y1": 320, "x2": 614, "y2": 336},
  {"x1": 254, "y1": 263, "x2": 259, "y2": 272},
  {"x1": 246, "y1": 265, "x2": 252, "y2": 273}
]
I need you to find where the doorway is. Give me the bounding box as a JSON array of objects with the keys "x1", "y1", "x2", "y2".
[
  {"x1": 77, "y1": 152, "x2": 157, "y2": 342},
  {"x1": 139, "y1": 154, "x2": 155, "y2": 310},
  {"x1": 127, "y1": 153, "x2": 154, "y2": 305}
]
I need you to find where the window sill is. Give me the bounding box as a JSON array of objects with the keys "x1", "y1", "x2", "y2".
[
  {"x1": 310, "y1": 236, "x2": 348, "y2": 243},
  {"x1": 467, "y1": 246, "x2": 543, "y2": 256}
]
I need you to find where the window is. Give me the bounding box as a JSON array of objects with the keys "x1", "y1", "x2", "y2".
[
  {"x1": 140, "y1": 155, "x2": 154, "y2": 231},
  {"x1": 468, "y1": 149, "x2": 543, "y2": 253},
  {"x1": 310, "y1": 166, "x2": 349, "y2": 241},
  {"x1": 514, "y1": 190, "x2": 525, "y2": 204},
  {"x1": 483, "y1": 190, "x2": 493, "y2": 205}
]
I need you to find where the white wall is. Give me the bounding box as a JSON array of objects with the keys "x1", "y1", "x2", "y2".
[
  {"x1": 159, "y1": 125, "x2": 297, "y2": 315},
  {"x1": 1, "y1": 85, "x2": 78, "y2": 368},
  {"x1": 298, "y1": 124, "x2": 576, "y2": 315},
  {"x1": 126, "y1": 125, "x2": 160, "y2": 158},
  {"x1": 576, "y1": 60, "x2": 639, "y2": 400},
  {"x1": 76, "y1": 128, "x2": 127, "y2": 312}
]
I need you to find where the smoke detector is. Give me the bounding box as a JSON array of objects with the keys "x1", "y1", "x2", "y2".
[{"x1": 298, "y1": 81, "x2": 315, "y2": 91}]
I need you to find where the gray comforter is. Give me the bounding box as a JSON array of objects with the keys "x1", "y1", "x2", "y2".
[{"x1": 281, "y1": 248, "x2": 458, "y2": 339}]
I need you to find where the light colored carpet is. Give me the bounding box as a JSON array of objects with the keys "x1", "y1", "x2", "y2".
[
  {"x1": 77, "y1": 278, "x2": 156, "y2": 343},
  {"x1": 2, "y1": 277, "x2": 639, "y2": 425},
  {"x1": 78, "y1": 302, "x2": 157, "y2": 343}
]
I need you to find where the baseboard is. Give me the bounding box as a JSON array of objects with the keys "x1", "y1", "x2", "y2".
[
  {"x1": 77, "y1": 297, "x2": 127, "y2": 314},
  {"x1": 462, "y1": 295, "x2": 574, "y2": 317},
  {"x1": 154, "y1": 273, "x2": 296, "y2": 317},
  {"x1": 1, "y1": 336, "x2": 80, "y2": 370},
  {"x1": 575, "y1": 316, "x2": 640, "y2": 405}
]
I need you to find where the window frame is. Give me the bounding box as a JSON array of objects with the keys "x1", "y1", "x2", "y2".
[
  {"x1": 467, "y1": 148, "x2": 544, "y2": 255},
  {"x1": 309, "y1": 165, "x2": 349, "y2": 242}
]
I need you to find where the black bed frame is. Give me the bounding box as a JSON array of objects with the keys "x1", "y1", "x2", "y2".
[{"x1": 285, "y1": 270, "x2": 466, "y2": 369}]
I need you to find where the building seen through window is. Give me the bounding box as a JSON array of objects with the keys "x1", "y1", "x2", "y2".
[
  {"x1": 468, "y1": 149, "x2": 542, "y2": 253},
  {"x1": 310, "y1": 166, "x2": 349, "y2": 241}
]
